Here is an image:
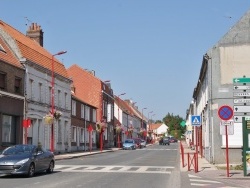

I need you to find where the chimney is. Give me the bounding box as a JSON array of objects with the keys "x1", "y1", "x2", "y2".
[{"x1": 26, "y1": 23, "x2": 44, "y2": 47}]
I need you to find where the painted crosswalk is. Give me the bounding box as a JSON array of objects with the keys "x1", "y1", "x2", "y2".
[
  {"x1": 55, "y1": 165, "x2": 174, "y2": 174},
  {"x1": 188, "y1": 174, "x2": 241, "y2": 187}
]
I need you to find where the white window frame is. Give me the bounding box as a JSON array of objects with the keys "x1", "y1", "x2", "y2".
[
  {"x1": 92, "y1": 109, "x2": 96, "y2": 122},
  {"x1": 85, "y1": 106, "x2": 90, "y2": 121},
  {"x1": 71, "y1": 126, "x2": 77, "y2": 142},
  {"x1": 81, "y1": 104, "x2": 85, "y2": 118},
  {"x1": 72, "y1": 100, "x2": 76, "y2": 116}
]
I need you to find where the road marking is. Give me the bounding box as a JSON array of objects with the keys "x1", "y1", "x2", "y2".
[
  {"x1": 141, "y1": 148, "x2": 177, "y2": 151},
  {"x1": 55, "y1": 165, "x2": 174, "y2": 174}
]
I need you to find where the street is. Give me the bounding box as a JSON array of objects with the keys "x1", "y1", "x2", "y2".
[
  {"x1": 1, "y1": 142, "x2": 248, "y2": 188},
  {"x1": 0, "y1": 144, "x2": 179, "y2": 188}
]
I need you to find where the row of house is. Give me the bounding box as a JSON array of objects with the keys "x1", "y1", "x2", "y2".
[
  {"x1": 0, "y1": 20, "x2": 168, "y2": 153},
  {"x1": 185, "y1": 9, "x2": 250, "y2": 164}
]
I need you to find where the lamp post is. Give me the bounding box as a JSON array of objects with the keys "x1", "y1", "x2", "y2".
[
  {"x1": 117, "y1": 93, "x2": 126, "y2": 148},
  {"x1": 151, "y1": 114, "x2": 155, "y2": 143},
  {"x1": 51, "y1": 50, "x2": 67, "y2": 152},
  {"x1": 141, "y1": 107, "x2": 147, "y2": 128}
]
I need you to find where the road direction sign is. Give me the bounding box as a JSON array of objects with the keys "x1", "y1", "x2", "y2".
[
  {"x1": 234, "y1": 106, "x2": 250, "y2": 112},
  {"x1": 234, "y1": 99, "x2": 250, "y2": 104},
  {"x1": 233, "y1": 78, "x2": 250, "y2": 83},
  {"x1": 218, "y1": 105, "x2": 234, "y2": 120},
  {"x1": 234, "y1": 116, "x2": 250, "y2": 123},
  {"x1": 191, "y1": 115, "x2": 201, "y2": 126},
  {"x1": 233, "y1": 92, "x2": 250, "y2": 97},
  {"x1": 233, "y1": 85, "x2": 250, "y2": 90}
]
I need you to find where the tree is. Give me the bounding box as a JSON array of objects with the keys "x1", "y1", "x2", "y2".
[{"x1": 162, "y1": 113, "x2": 186, "y2": 138}]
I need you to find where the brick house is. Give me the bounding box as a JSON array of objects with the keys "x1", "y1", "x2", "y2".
[
  {"x1": 71, "y1": 93, "x2": 97, "y2": 151},
  {"x1": 0, "y1": 24, "x2": 25, "y2": 149},
  {"x1": 67, "y1": 65, "x2": 115, "y2": 148}
]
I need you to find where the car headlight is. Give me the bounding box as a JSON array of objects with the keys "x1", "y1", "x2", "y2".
[{"x1": 15, "y1": 158, "x2": 30, "y2": 165}]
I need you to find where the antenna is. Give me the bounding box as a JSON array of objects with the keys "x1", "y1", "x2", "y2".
[{"x1": 24, "y1": 17, "x2": 32, "y2": 27}]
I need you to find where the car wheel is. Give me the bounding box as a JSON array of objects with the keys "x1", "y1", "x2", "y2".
[
  {"x1": 46, "y1": 161, "x2": 54, "y2": 173},
  {"x1": 27, "y1": 163, "x2": 35, "y2": 177}
]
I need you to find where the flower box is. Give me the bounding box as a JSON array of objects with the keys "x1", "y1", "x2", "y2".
[{"x1": 44, "y1": 115, "x2": 54, "y2": 125}]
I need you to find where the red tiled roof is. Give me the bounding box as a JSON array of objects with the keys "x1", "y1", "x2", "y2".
[
  {"x1": 0, "y1": 35, "x2": 21, "y2": 68},
  {"x1": 0, "y1": 20, "x2": 69, "y2": 78},
  {"x1": 150, "y1": 123, "x2": 162, "y2": 130},
  {"x1": 67, "y1": 64, "x2": 101, "y2": 109}
]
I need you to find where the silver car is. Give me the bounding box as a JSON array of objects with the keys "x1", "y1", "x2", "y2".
[{"x1": 0, "y1": 144, "x2": 55, "y2": 177}]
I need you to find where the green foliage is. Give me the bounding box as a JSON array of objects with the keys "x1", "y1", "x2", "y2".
[
  {"x1": 163, "y1": 112, "x2": 186, "y2": 138},
  {"x1": 155, "y1": 120, "x2": 162, "y2": 124}
]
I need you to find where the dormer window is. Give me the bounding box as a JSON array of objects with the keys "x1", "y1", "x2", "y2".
[{"x1": 0, "y1": 44, "x2": 6, "y2": 53}]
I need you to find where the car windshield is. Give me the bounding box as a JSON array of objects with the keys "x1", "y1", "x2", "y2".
[
  {"x1": 2, "y1": 145, "x2": 34, "y2": 155},
  {"x1": 125, "y1": 140, "x2": 133, "y2": 143}
]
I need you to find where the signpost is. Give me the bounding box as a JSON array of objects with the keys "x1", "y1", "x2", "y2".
[
  {"x1": 191, "y1": 115, "x2": 201, "y2": 172},
  {"x1": 218, "y1": 105, "x2": 234, "y2": 177}
]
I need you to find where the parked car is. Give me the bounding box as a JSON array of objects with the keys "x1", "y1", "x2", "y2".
[
  {"x1": 133, "y1": 138, "x2": 143, "y2": 148},
  {"x1": 169, "y1": 137, "x2": 178, "y2": 143},
  {"x1": 140, "y1": 139, "x2": 146, "y2": 148},
  {"x1": 0, "y1": 144, "x2": 55, "y2": 177},
  {"x1": 159, "y1": 137, "x2": 170, "y2": 145},
  {"x1": 123, "y1": 139, "x2": 136, "y2": 150}
]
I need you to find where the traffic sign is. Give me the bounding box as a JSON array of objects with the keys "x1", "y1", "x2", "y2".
[
  {"x1": 233, "y1": 92, "x2": 250, "y2": 97},
  {"x1": 233, "y1": 78, "x2": 250, "y2": 83},
  {"x1": 234, "y1": 105, "x2": 250, "y2": 113},
  {"x1": 233, "y1": 85, "x2": 250, "y2": 90},
  {"x1": 234, "y1": 116, "x2": 250, "y2": 123},
  {"x1": 218, "y1": 105, "x2": 234, "y2": 120},
  {"x1": 191, "y1": 115, "x2": 201, "y2": 126},
  {"x1": 234, "y1": 99, "x2": 250, "y2": 104}
]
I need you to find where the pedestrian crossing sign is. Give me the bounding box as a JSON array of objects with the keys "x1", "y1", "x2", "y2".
[{"x1": 191, "y1": 115, "x2": 201, "y2": 126}]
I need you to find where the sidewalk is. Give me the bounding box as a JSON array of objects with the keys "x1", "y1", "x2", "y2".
[
  {"x1": 180, "y1": 141, "x2": 250, "y2": 188},
  {"x1": 54, "y1": 148, "x2": 120, "y2": 160}
]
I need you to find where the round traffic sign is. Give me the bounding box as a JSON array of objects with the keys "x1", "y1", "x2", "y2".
[{"x1": 218, "y1": 105, "x2": 234, "y2": 120}]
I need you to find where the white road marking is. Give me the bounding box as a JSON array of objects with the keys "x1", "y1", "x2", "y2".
[
  {"x1": 55, "y1": 165, "x2": 174, "y2": 174},
  {"x1": 190, "y1": 179, "x2": 222, "y2": 184}
]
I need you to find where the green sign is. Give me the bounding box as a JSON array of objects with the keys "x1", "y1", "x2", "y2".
[
  {"x1": 233, "y1": 78, "x2": 250, "y2": 83},
  {"x1": 180, "y1": 121, "x2": 186, "y2": 127}
]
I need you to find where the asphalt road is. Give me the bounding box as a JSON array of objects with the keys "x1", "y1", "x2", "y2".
[{"x1": 0, "y1": 143, "x2": 180, "y2": 188}]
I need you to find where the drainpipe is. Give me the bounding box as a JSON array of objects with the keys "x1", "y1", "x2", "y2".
[{"x1": 20, "y1": 58, "x2": 27, "y2": 144}]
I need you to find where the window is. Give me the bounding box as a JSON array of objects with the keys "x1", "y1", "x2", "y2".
[
  {"x1": 64, "y1": 121, "x2": 68, "y2": 144},
  {"x1": 85, "y1": 106, "x2": 90, "y2": 121},
  {"x1": 58, "y1": 120, "x2": 62, "y2": 143},
  {"x1": 92, "y1": 109, "x2": 96, "y2": 122},
  {"x1": 29, "y1": 79, "x2": 34, "y2": 99},
  {"x1": 38, "y1": 83, "x2": 42, "y2": 102},
  {"x1": 0, "y1": 72, "x2": 6, "y2": 90},
  {"x1": 65, "y1": 92, "x2": 68, "y2": 109},
  {"x1": 48, "y1": 86, "x2": 52, "y2": 104},
  {"x1": 72, "y1": 100, "x2": 76, "y2": 116},
  {"x1": 80, "y1": 128, "x2": 84, "y2": 143},
  {"x1": 57, "y1": 90, "x2": 61, "y2": 107},
  {"x1": 14, "y1": 77, "x2": 21, "y2": 93},
  {"x1": 71, "y1": 126, "x2": 76, "y2": 142},
  {"x1": 81, "y1": 104, "x2": 85, "y2": 118},
  {"x1": 2, "y1": 115, "x2": 16, "y2": 145}
]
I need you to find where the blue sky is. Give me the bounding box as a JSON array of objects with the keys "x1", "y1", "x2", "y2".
[{"x1": 2, "y1": 1, "x2": 250, "y2": 121}]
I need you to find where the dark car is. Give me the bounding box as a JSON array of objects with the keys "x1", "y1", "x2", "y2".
[
  {"x1": 159, "y1": 137, "x2": 170, "y2": 145},
  {"x1": 0, "y1": 144, "x2": 55, "y2": 177}
]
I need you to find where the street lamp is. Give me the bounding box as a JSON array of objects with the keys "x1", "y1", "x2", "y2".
[
  {"x1": 150, "y1": 114, "x2": 155, "y2": 143},
  {"x1": 117, "y1": 93, "x2": 126, "y2": 148},
  {"x1": 51, "y1": 50, "x2": 67, "y2": 152},
  {"x1": 141, "y1": 107, "x2": 147, "y2": 129}
]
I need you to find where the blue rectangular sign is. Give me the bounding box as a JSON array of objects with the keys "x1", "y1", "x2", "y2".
[{"x1": 191, "y1": 115, "x2": 201, "y2": 126}]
